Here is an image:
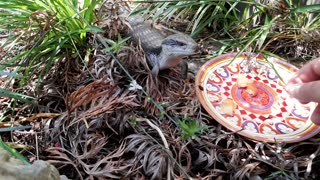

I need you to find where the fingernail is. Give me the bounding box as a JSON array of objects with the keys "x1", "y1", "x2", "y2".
[
  {"x1": 289, "y1": 74, "x2": 303, "y2": 84},
  {"x1": 286, "y1": 83, "x2": 302, "y2": 96},
  {"x1": 285, "y1": 83, "x2": 294, "y2": 94}
]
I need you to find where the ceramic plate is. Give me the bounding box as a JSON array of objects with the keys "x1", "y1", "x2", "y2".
[{"x1": 195, "y1": 52, "x2": 320, "y2": 143}]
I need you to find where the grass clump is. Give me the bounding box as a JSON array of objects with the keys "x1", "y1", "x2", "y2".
[{"x1": 0, "y1": 0, "x2": 103, "y2": 88}]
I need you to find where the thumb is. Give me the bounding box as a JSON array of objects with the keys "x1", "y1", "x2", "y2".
[{"x1": 286, "y1": 81, "x2": 320, "y2": 104}]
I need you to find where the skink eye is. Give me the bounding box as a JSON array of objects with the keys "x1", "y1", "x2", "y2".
[{"x1": 162, "y1": 39, "x2": 186, "y2": 46}]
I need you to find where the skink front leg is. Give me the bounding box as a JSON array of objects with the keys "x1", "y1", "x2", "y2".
[
  {"x1": 151, "y1": 64, "x2": 160, "y2": 78},
  {"x1": 180, "y1": 61, "x2": 188, "y2": 79}
]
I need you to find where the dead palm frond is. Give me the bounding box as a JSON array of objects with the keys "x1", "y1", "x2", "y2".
[{"x1": 125, "y1": 133, "x2": 171, "y2": 180}]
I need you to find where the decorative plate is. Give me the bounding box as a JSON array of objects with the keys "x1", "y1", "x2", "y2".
[{"x1": 195, "y1": 52, "x2": 320, "y2": 143}]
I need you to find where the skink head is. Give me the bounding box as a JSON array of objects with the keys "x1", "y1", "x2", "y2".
[{"x1": 161, "y1": 33, "x2": 198, "y2": 57}]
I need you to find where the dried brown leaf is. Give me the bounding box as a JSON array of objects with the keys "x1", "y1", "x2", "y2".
[{"x1": 125, "y1": 134, "x2": 170, "y2": 180}]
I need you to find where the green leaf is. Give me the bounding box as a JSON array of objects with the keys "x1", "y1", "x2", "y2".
[
  {"x1": 258, "y1": 15, "x2": 279, "y2": 50},
  {"x1": 291, "y1": 4, "x2": 320, "y2": 13},
  {"x1": 258, "y1": 16, "x2": 271, "y2": 50},
  {"x1": 0, "y1": 88, "x2": 35, "y2": 105},
  {"x1": 0, "y1": 137, "x2": 30, "y2": 165},
  {"x1": 86, "y1": 25, "x2": 105, "y2": 33},
  {"x1": 130, "y1": 7, "x2": 147, "y2": 16}
]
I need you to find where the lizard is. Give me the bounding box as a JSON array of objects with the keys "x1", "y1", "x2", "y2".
[{"x1": 127, "y1": 14, "x2": 199, "y2": 78}]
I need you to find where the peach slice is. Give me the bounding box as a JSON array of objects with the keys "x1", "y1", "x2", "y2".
[
  {"x1": 219, "y1": 98, "x2": 237, "y2": 116},
  {"x1": 237, "y1": 74, "x2": 252, "y2": 88},
  {"x1": 246, "y1": 83, "x2": 258, "y2": 96}
]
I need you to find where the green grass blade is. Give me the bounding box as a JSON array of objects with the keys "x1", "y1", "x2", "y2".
[
  {"x1": 0, "y1": 71, "x2": 23, "y2": 78},
  {"x1": 291, "y1": 4, "x2": 320, "y2": 13},
  {"x1": 0, "y1": 126, "x2": 32, "y2": 132},
  {"x1": 0, "y1": 137, "x2": 30, "y2": 165},
  {"x1": 0, "y1": 88, "x2": 35, "y2": 105}
]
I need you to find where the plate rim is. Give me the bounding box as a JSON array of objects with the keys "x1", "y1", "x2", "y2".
[{"x1": 195, "y1": 52, "x2": 320, "y2": 143}]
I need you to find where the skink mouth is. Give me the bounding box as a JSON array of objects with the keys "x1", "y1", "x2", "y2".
[
  {"x1": 190, "y1": 52, "x2": 199, "y2": 55},
  {"x1": 169, "y1": 45, "x2": 201, "y2": 56},
  {"x1": 192, "y1": 46, "x2": 201, "y2": 54}
]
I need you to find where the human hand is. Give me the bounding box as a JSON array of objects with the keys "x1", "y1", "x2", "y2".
[{"x1": 285, "y1": 57, "x2": 320, "y2": 125}]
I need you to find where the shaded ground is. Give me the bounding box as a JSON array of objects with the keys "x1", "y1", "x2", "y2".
[{"x1": 1, "y1": 1, "x2": 320, "y2": 180}]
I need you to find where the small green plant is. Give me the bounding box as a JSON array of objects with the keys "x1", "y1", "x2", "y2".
[
  {"x1": 104, "y1": 33, "x2": 131, "y2": 54},
  {"x1": 178, "y1": 118, "x2": 205, "y2": 140},
  {"x1": 265, "y1": 169, "x2": 291, "y2": 180}
]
